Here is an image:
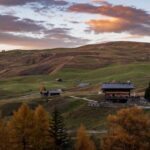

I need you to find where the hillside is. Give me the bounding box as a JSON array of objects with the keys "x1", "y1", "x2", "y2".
[
  {"x1": 0, "y1": 41, "x2": 150, "y2": 78},
  {"x1": 0, "y1": 41, "x2": 150, "y2": 100},
  {"x1": 0, "y1": 41, "x2": 150, "y2": 130}
]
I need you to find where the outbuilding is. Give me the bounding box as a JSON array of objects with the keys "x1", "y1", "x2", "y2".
[
  {"x1": 40, "y1": 89, "x2": 62, "y2": 97},
  {"x1": 48, "y1": 89, "x2": 62, "y2": 96}
]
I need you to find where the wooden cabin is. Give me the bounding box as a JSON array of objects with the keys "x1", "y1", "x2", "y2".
[
  {"x1": 101, "y1": 83, "x2": 134, "y2": 103},
  {"x1": 40, "y1": 89, "x2": 62, "y2": 97},
  {"x1": 49, "y1": 89, "x2": 62, "y2": 96}
]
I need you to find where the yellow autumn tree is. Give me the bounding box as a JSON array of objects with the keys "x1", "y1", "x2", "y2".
[
  {"x1": 75, "y1": 124, "x2": 96, "y2": 150},
  {"x1": 32, "y1": 105, "x2": 53, "y2": 150},
  {"x1": 8, "y1": 103, "x2": 34, "y2": 150},
  {"x1": 39, "y1": 83, "x2": 46, "y2": 93},
  {"x1": 102, "y1": 107, "x2": 150, "y2": 150},
  {"x1": 0, "y1": 119, "x2": 10, "y2": 150}
]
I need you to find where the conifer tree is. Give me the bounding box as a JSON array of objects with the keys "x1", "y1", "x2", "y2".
[
  {"x1": 8, "y1": 103, "x2": 34, "y2": 150},
  {"x1": 49, "y1": 108, "x2": 69, "y2": 150},
  {"x1": 75, "y1": 124, "x2": 96, "y2": 150},
  {"x1": 0, "y1": 119, "x2": 10, "y2": 150},
  {"x1": 102, "y1": 107, "x2": 150, "y2": 150},
  {"x1": 32, "y1": 105, "x2": 53, "y2": 150},
  {"x1": 145, "y1": 82, "x2": 150, "y2": 101}
]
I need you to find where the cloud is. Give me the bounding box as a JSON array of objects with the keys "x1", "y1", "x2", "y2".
[
  {"x1": 0, "y1": 0, "x2": 68, "y2": 6},
  {"x1": 87, "y1": 18, "x2": 131, "y2": 33},
  {"x1": 0, "y1": 27, "x2": 89, "y2": 49},
  {"x1": 0, "y1": 15, "x2": 47, "y2": 33},
  {"x1": 68, "y1": 3, "x2": 150, "y2": 36},
  {"x1": 92, "y1": 0, "x2": 110, "y2": 5},
  {"x1": 0, "y1": 12, "x2": 89, "y2": 49}
]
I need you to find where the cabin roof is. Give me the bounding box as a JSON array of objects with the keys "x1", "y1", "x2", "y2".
[
  {"x1": 101, "y1": 83, "x2": 134, "y2": 90},
  {"x1": 48, "y1": 89, "x2": 62, "y2": 93}
]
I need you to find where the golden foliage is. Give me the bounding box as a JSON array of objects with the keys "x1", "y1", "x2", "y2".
[
  {"x1": 32, "y1": 105, "x2": 53, "y2": 150},
  {"x1": 39, "y1": 84, "x2": 46, "y2": 92},
  {"x1": 102, "y1": 107, "x2": 150, "y2": 150},
  {"x1": 0, "y1": 120, "x2": 10, "y2": 150},
  {"x1": 75, "y1": 124, "x2": 96, "y2": 150},
  {"x1": 8, "y1": 103, "x2": 34, "y2": 150}
]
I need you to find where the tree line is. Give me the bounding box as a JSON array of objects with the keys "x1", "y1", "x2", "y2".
[{"x1": 0, "y1": 104, "x2": 150, "y2": 150}]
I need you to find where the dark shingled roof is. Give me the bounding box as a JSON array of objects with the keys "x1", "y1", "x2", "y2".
[
  {"x1": 101, "y1": 83, "x2": 134, "y2": 90},
  {"x1": 48, "y1": 89, "x2": 62, "y2": 93}
]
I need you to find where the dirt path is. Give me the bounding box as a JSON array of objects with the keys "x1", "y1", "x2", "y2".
[
  {"x1": 70, "y1": 96, "x2": 150, "y2": 109},
  {"x1": 50, "y1": 56, "x2": 74, "y2": 75},
  {"x1": 70, "y1": 96, "x2": 97, "y2": 102},
  {"x1": 0, "y1": 92, "x2": 39, "y2": 106}
]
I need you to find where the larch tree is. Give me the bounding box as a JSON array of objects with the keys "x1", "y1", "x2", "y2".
[
  {"x1": 102, "y1": 107, "x2": 150, "y2": 150},
  {"x1": 49, "y1": 108, "x2": 69, "y2": 150},
  {"x1": 8, "y1": 103, "x2": 34, "y2": 150},
  {"x1": 39, "y1": 84, "x2": 47, "y2": 93},
  {"x1": 0, "y1": 119, "x2": 10, "y2": 150},
  {"x1": 32, "y1": 105, "x2": 53, "y2": 150},
  {"x1": 75, "y1": 124, "x2": 96, "y2": 150}
]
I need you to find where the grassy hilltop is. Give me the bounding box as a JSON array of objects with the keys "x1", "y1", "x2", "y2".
[
  {"x1": 0, "y1": 41, "x2": 150, "y2": 129},
  {"x1": 0, "y1": 41, "x2": 150, "y2": 98}
]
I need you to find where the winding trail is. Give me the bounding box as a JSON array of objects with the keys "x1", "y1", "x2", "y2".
[
  {"x1": 69, "y1": 96, "x2": 97, "y2": 102},
  {"x1": 0, "y1": 92, "x2": 39, "y2": 106},
  {"x1": 70, "y1": 96, "x2": 150, "y2": 109}
]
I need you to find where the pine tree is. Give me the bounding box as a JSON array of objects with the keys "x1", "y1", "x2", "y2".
[
  {"x1": 145, "y1": 82, "x2": 150, "y2": 101},
  {"x1": 49, "y1": 108, "x2": 69, "y2": 150},
  {"x1": 0, "y1": 119, "x2": 10, "y2": 150},
  {"x1": 32, "y1": 105, "x2": 53, "y2": 150},
  {"x1": 8, "y1": 103, "x2": 34, "y2": 150},
  {"x1": 102, "y1": 107, "x2": 150, "y2": 150},
  {"x1": 75, "y1": 124, "x2": 96, "y2": 150}
]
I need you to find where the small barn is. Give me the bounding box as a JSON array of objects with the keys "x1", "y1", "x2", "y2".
[
  {"x1": 48, "y1": 89, "x2": 62, "y2": 96},
  {"x1": 40, "y1": 89, "x2": 62, "y2": 97},
  {"x1": 55, "y1": 78, "x2": 63, "y2": 82},
  {"x1": 101, "y1": 83, "x2": 134, "y2": 103}
]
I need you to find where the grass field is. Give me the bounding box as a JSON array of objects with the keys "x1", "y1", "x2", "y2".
[
  {"x1": 0, "y1": 62, "x2": 149, "y2": 99},
  {"x1": 0, "y1": 42, "x2": 150, "y2": 132},
  {"x1": 0, "y1": 62, "x2": 149, "y2": 129},
  {"x1": 0, "y1": 95, "x2": 122, "y2": 130}
]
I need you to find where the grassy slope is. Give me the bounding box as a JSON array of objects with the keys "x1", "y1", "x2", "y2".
[
  {"x1": 0, "y1": 62, "x2": 150, "y2": 99},
  {"x1": 0, "y1": 41, "x2": 150, "y2": 78},
  {"x1": 0, "y1": 42, "x2": 150, "y2": 130},
  {"x1": 0, "y1": 62, "x2": 150, "y2": 130}
]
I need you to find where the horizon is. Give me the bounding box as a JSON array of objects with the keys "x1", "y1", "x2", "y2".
[
  {"x1": 0, "y1": 0, "x2": 150, "y2": 50},
  {"x1": 1, "y1": 40, "x2": 150, "y2": 52}
]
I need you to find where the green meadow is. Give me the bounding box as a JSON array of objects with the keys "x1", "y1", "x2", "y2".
[
  {"x1": 0, "y1": 62, "x2": 150, "y2": 130},
  {"x1": 0, "y1": 62, "x2": 150, "y2": 99}
]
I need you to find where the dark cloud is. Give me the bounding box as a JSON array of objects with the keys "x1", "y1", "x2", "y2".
[
  {"x1": 68, "y1": 3, "x2": 150, "y2": 36},
  {"x1": 68, "y1": 3, "x2": 150, "y2": 22},
  {"x1": 0, "y1": 12, "x2": 89, "y2": 49},
  {"x1": 0, "y1": 0, "x2": 68, "y2": 6},
  {"x1": 0, "y1": 31, "x2": 89, "y2": 49},
  {"x1": 45, "y1": 27, "x2": 70, "y2": 34},
  {"x1": 70, "y1": 21, "x2": 80, "y2": 24},
  {"x1": 92, "y1": 0, "x2": 112, "y2": 6},
  {"x1": 0, "y1": 11, "x2": 90, "y2": 49},
  {"x1": 0, "y1": 15, "x2": 46, "y2": 33}
]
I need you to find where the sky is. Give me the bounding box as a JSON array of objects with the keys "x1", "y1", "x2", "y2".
[{"x1": 0, "y1": 0, "x2": 150, "y2": 50}]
